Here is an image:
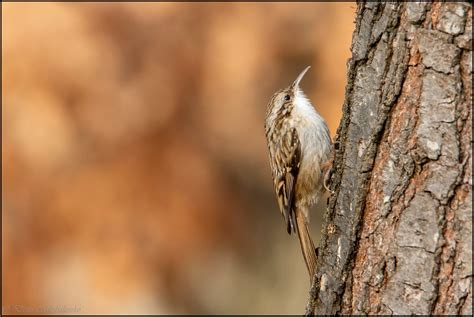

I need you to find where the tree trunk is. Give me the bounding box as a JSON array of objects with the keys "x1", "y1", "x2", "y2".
[{"x1": 306, "y1": 2, "x2": 472, "y2": 315}]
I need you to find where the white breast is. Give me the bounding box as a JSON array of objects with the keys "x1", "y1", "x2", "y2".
[
  {"x1": 292, "y1": 88, "x2": 331, "y2": 210},
  {"x1": 293, "y1": 89, "x2": 331, "y2": 163}
]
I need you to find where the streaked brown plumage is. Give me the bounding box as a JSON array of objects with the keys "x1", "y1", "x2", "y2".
[{"x1": 264, "y1": 66, "x2": 332, "y2": 282}]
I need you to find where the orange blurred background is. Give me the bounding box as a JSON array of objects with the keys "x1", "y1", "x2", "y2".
[{"x1": 2, "y1": 2, "x2": 354, "y2": 314}]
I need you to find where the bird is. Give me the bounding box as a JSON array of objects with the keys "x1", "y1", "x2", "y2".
[{"x1": 264, "y1": 66, "x2": 332, "y2": 282}]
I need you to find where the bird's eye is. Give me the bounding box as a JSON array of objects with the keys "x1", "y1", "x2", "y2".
[{"x1": 284, "y1": 94, "x2": 291, "y2": 101}]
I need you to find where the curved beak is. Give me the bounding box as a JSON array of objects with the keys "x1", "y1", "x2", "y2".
[{"x1": 291, "y1": 66, "x2": 311, "y2": 88}]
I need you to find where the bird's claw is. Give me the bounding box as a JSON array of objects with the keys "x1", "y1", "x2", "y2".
[{"x1": 322, "y1": 159, "x2": 334, "y2": 194}]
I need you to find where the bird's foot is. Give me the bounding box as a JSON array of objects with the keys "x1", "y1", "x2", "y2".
[{"x1": 322, "y1": 159, "x2": 334, "y2": 194}]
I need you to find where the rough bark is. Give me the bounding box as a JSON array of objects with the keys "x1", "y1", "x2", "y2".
[{"x1": 306, "y1": 2, "x2": 472, "y2": 315}]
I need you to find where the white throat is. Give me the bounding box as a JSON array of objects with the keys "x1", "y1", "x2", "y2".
[{"x1": 293, "y1": 88, "x2": 320, "y2": 118}]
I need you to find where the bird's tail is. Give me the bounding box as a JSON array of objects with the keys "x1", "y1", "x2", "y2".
[{"x1": 295, "y1": 208, "x2": 317, "y2": 282}]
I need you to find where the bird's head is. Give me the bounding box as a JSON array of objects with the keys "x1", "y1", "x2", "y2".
[{"x1": 266, "y1": 66, "x2": 311, "y2": 118}]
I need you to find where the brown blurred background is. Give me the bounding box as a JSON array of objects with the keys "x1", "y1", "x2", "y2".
[{"x1": 2, "y1": 2, "x2": 354, "y2": 314}]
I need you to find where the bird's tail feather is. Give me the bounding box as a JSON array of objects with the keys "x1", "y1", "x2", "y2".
[{"x1": 295, "y1": 209, "x2": 317, "y2": 282}]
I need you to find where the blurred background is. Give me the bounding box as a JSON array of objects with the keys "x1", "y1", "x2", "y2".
[{"x1": 2, "y1": 2, "x2": 354, "y2": 314}]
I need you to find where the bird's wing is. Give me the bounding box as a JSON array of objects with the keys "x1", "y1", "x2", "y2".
[{"x1": 273, "y1": 128, "x2": 301, "y2": 234}]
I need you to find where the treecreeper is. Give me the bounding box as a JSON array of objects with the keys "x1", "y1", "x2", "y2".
[{"x1": 264, "y1": 66, "x2": 333, "y2": 282}]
